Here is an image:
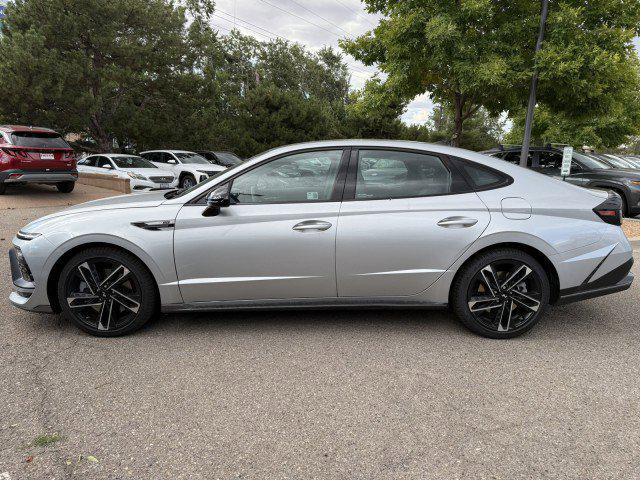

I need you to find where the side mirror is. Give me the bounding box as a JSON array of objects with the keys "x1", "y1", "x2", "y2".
[
  {"x1": 203, "y1": 184, "x2": 230, "y2": 217},
  {"x1": 167, "y1": 159, "x2": 177, "y2": 165},
  {"x1": 101, "y1": 164, "x2": 113, "y2": 169}
]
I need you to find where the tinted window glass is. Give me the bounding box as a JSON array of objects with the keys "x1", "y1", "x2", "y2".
[
  {"x1": 356, "y1": 150, "x2": 452, "y2": 200},
  {"x1": 459, "y1": 163, "x2": 503, "y2": 187},
  {"x1": 10, "y1": 132, "x2": 70, "y2": 149},
  {"x1": 174, "y1": 152, "x2": 209, "y2": 164},
  {"x1": 79, "y1": 156, "x2": 97, "y2": 167},
  {"x1": 536, "y1": 152, "x2": 562, "y2": 175},
  {"x1": 230, "y1": 150, "x2": 343, "y2": 204},
  {"x1": 95, "y1": 156, "x2": 113, "y2": 168},
  {"x1": 215, "y1": 152, "x2": 243, "y2": 166},
  {"x1": 111, "y1": 156, "x2": 157, "y2": 169}
]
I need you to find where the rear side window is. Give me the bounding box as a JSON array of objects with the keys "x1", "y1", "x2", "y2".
[
  {"x1": 452, "y1": 158, "x2": 512, "y2": 191},
  {"x1": 10, "y1": 132, "x2": 70, "y2": 149},
  {"x1": 355, "y1": 150, "x2": 465, "y2": 200}
]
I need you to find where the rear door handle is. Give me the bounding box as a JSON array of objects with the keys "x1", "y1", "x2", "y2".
[
  {"x1": 437, "y1": 216, "x2": 478, "y2": 228},
  {"x1": 293, "y1": 220, "x2": 332, "y2": 231}
]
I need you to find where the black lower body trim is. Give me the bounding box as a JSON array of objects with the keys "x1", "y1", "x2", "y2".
[{"x1": 558, "y1": 258, "x2": 634, "y2": 305}]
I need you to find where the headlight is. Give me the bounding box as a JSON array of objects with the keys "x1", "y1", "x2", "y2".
[
  {"x1": 127, "y1": 172, "x2": 147, "y2": 180},
  {"x1": 16, "y1": 231, "x2": 41, "y2": 241}
]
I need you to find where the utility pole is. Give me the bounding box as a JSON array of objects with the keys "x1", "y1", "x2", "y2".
[{"x1": 520, "y1": 0, "x2": 549, "y2": 167}]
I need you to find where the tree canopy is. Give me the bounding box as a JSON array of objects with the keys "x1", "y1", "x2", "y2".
[{"x1": 341, "y1": 0, "x2": 640, "y2": 148}]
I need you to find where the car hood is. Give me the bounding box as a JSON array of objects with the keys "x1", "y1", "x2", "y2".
[{"x1": 21, "y1": 191, "x2": 170, "y2": 233}]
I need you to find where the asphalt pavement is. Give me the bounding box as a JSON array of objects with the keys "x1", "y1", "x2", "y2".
[{"x1": 1, "y1": 184, "x2": 639, "y2": 479}]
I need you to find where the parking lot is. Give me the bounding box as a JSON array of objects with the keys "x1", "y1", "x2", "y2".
[{"x1": 1, "y1": 186, "x2": 639, "y2": 480}]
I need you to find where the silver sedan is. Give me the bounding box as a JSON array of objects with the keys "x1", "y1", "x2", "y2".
[{"x1": 9, "y1": 140, "x2": 634, "y2": 338}]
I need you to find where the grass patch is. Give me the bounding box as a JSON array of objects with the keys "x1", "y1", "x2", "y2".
[{"x1": 32, "y1": 433, "x2": 62, "y2": 447}]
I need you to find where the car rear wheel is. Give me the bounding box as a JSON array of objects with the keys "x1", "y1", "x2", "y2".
[
  {"x1": 57, "y1": 247, "x2": 158, "y2": 337},
  {"x1": 56, "y1": 181, "x2": 75, "y2": 193},
  {"x1": 0, "y1": 183, "x2": 5, "y2": 195},
  {"x1": 451, "y1": 249, "x2": 550, "y2": 339},
  {"x1": 180, "y1": 174, "x2": 196, "y2": 189}
]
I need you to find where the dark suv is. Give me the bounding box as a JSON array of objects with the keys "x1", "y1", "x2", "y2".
[
  {"x1": 195, "y1": 151, "x2": 243, "y2": 168},
  {"x1": 0, "y1": 125, "x2": 77, "y2": 194},
  {"x1": 484, "y1": 145, "x2": 640, "y2": 217}
]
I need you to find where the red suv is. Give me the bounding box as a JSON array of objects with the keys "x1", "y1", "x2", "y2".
[{"x1": 0, "y1": 125, "x2": 77, "y2": 194}]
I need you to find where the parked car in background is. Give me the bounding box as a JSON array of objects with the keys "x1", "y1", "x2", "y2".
[
  {"x1": 0, "y1": 125, "x2": 77, "y2": 194},
  {"x1": 139, "y1": 150, "x2": 225, "y2": 188},
  {"x1": 78, "y1": 154, "x2": 177, "y2": 193},
  {"x1": 598, "y1": 153, "x2": 639, "y2": 170},
  {"x1": 196, "y1": 150, "x2": 243, "y2": 168},
  {"x1": 485, "y1": 145, "x2": 640, "y2": 216},
  {"x1": 10, "y1": 140, "x2": 633, "y2": 339}
]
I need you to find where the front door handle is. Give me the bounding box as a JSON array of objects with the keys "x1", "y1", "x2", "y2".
[
  {"x1": 292, "y1": 220, "x2": 332, "y2": 231},
  {"x1": 437, "y1": 216, "x2": 478, "y2": 228}
]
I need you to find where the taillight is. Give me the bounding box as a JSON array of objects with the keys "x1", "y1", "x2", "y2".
[{"x1": 593, "y1": 192, "x2": 623, "y2": 226}]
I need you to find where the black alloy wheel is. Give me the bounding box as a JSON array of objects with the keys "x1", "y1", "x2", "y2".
[
  {"x1": 452, "y1": 249, "x2": 550, "y2": 338},
  {"x1": 58, "y1": 247, "x2": 157, "y2": 336}
]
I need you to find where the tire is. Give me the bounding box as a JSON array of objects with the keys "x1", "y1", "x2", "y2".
[
  {"x1": 56, "y1": 181, "x2": 75, "y2": 193},
  {"x1": 57, "y1": 247, "x2": 158, "y2": 337},
  {"x1": 0, "y1": 183, "x2": 5, "y2": 195},
  {"x1": 451, "y1": 248, "x2": 550, "y2": 339},
  {"x1": 180, "y1": 174, "x2": 196, "y2": 189},
  {"x1": 620, "y1": 194, "x2": 629, "y2": 217}
]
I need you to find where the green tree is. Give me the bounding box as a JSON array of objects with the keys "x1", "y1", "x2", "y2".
[
  {"x1": 0, "y1": 0, "x2": 212, "y2": 151},
  {"x1": 341, "y1": 0, "x2": 640, "y2": 148}
]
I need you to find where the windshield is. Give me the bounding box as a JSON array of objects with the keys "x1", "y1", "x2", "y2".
[
  {"x1": 215, "y1": 152, "x2": 243, "y2": 166},
  {"x1": 10, "y1": 132, "x2": 70, "y2": 149},
  {"x1": 164, "y1": 161, "x2": 247, "y2": 199},
  {"x1": 576, "y1": 153, "x2": 611, "y2": 170},
  {"x1": 174, "y1": 152, "x2": 210, "y2": 164},
  {"x1": 111, "y1": 155, "x2": 157, "y2": 169}
]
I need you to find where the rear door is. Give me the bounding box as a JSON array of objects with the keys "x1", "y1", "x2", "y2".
[{"x1": 336, "y1": 148, "x2": 491, "y2": 297}]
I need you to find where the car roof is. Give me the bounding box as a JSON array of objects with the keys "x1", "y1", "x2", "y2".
[{"x1": 0, "y1": 124, "x2": 59, "y2": 134}]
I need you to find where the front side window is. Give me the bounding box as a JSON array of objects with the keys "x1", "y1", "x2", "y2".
[
  {"x1": 95, "y1": 156, "x2": 113, "y2": 168},
  {"x1": 355, "y1": 150, "x2": 452, "y2": 200},
  {"x1": 230, "y1": 150, "x2": 343, "y2": 204},
  {"x1": 536, "y1": 152, "x2": 562, "y2": 175}
]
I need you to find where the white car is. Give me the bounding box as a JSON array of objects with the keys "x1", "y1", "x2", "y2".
[
  {"x1": 139, "y1": 150, "x2": 226, "y2": 189},
  {"x1": 78, "y1": 154, "x2": 177, "y2": 193}
]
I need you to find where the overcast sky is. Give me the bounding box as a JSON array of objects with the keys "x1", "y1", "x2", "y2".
[{"x1": 210, "y1": 0, "x2": 640, "y2": 126}]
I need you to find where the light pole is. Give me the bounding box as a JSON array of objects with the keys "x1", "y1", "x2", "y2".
[{"x1": 520, "y1": 0, "x2": 550, "y2": 167}]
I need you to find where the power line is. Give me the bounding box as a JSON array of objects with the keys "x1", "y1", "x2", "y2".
[
  {"x1": 211, "y1": 10, "x2": 376, "y2": 78},
  {"x1": 256, "y1": 0, "x2": 345, "y2": 38},
  {"x1": 332, "y1": 0, "x2": 377, "y2": 28},
  {"x1": 285, "y1": 0, "x2": 351, "y2": 35}
]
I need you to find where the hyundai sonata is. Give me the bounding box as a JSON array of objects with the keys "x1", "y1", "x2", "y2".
[{"x1": 9, "y1": 140, "x2": 634, "y2": 338}]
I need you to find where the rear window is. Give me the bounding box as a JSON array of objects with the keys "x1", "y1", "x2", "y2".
[{"x1": 10, "y1": 132, "x2": 70, "y2": 149}]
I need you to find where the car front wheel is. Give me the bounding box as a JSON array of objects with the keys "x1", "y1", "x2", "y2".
[
  {"x1": 180, "y1": 174, "x2": 196, "y2": 189},
  {"x1": 57, "y1": 247, "x2": 158, "y2": 336},
  {"x1": 451, "y1": 249, "x2": 550, "y2": 339}
]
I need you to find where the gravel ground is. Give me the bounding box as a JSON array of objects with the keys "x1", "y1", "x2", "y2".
[
  {"x1": 1, "y1": 187, "x2": 639, "y2": 479},
  {"x1": 622, "y1": 218, "x2": 640, "y2": 239}
]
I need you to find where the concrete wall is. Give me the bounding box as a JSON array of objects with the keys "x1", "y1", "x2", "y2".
[{"x1": 77, "y1": 172, "x2": 131, "y2": 194}]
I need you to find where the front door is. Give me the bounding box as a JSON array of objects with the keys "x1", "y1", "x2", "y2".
[
  {"x1": 336, "y1": 149, "x2": 491, "y2": 297},
  {"x1": 173, "y1": 149, "x2": 348, "y2": 303}
]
